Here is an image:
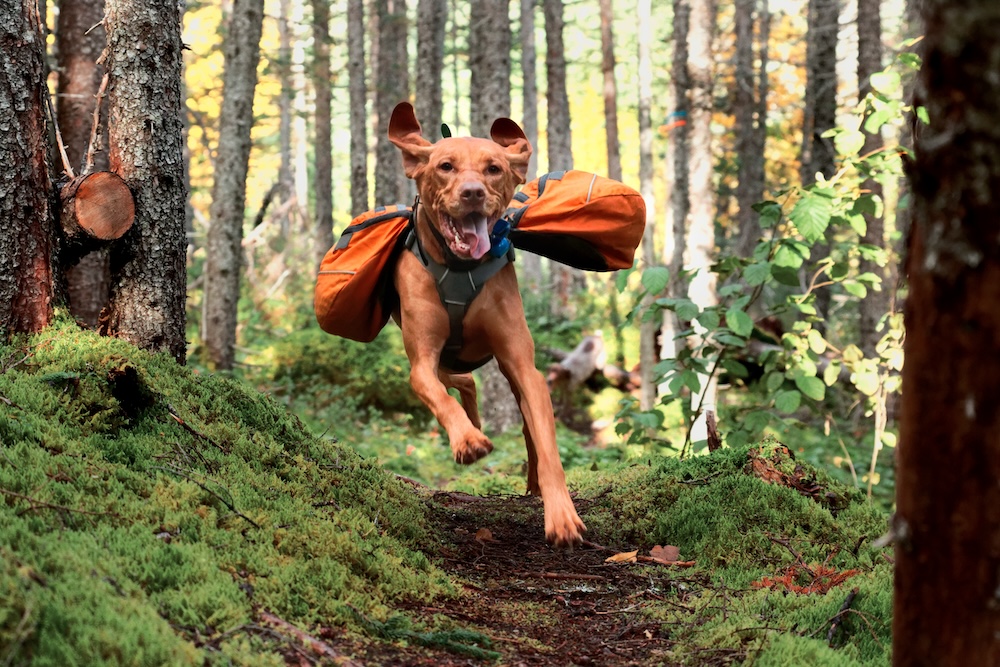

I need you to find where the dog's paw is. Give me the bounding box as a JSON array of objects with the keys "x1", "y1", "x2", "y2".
[
  {"x1": 451, "y1": 430, "x2": 494, "y2": 464},
  {"x1": 544, "y1": 502, "x2": 587, "y2": 549}
]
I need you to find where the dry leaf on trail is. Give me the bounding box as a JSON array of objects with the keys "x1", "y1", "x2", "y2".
[
  {"x1": 474, "y1": 528, "x2": 497, "y2": 543},
  {"x1": 649, "y1": 545, "x2": 681, "y2": 563},
  {"x1": 605, "y1": 550, "x2": 638, "y2": 563}
]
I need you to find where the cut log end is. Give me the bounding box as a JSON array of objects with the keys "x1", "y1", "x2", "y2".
[{"x1": 61, "y1": 172, "x2": 135, "y2": 241}]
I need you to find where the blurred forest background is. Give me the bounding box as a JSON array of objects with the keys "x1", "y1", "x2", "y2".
[{"x1": 42, "y1": 0, "x2": 920, "y2": 511}]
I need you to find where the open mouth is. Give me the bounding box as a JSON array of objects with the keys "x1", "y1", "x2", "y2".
[{"x1": 441, "y1": 211, "x2": 491, "y2": 260}]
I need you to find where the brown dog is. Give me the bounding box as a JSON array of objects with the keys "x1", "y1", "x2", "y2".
[{"x1": 387, "y1": 102, "x2": 586, "y2": 548}]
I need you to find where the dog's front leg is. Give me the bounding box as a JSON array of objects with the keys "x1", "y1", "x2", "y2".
[
  {"x1": 496, "y1": 345, "x2": 586, "y2": 548},
  {"x1": 408, "y1": 357, "x2": 494, "y2": 464}
]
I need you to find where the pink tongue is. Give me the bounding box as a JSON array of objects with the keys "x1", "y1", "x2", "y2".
[{"x1": 460, "y1": 216, "x2": 490, "y2": 260}]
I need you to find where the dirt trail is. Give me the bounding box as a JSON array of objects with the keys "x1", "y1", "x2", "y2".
[{"x1": 346, "y1": 492, "x2": 708, "y2": 667}]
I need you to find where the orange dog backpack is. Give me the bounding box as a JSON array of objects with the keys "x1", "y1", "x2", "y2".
[
  {"x1": 314, "y1": 171, "x2": 645, "y2": 341},
  {"x1": 505, "y1": 170, "x2": 645, "y2": 271},
  {"x1": 314, "y1": 204, "x2": 412, "y2": 342}
]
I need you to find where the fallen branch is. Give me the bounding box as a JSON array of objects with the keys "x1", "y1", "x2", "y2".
[
  {"x1": 515, "y1": 571, "x2": 606, "y2": 582},
  {"x1": 167, "y1": 405, "x2": 228, "y2": 453},
  {"x1": 259, "y1": 611, "x2": 363, "y2": 667},
  {"x1": 0, "y1": 487, "x2": 115, "y2": 518},
  {"x1": 636, "y1": 556, "x2": 697, "y2": 568},
  {"x1": 827, "y1": 586, "x2": 860, "y2": 646},
  {"x1": 152, "y1": 465, "x2": 260, "y2": 529}
]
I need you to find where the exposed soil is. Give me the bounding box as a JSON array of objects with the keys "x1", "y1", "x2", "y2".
[{"x1": 341, "y1": 490, "x2": 711, "y2": 667}]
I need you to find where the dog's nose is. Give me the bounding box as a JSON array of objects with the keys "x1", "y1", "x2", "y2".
[{"x1": 459, "y1": 182, "x2": 486, "y2": 203}]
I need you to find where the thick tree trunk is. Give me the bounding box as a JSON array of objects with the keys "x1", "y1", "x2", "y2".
[
  {"x1": 857, "y1": 0, "x2": 887, "y2": 358},
  {"x1": 202, "y1": 0, "x2": 266, "y2": 370},
  {"x1": 0, "y1": 0, "x2": 56, "y2": 334},
  {"x1": 470, "y1": 0, "x2": 511, "y2": 137},
  {"x1": 518, "y1": 0, "x2": 542, "y2": 289},
  {"x1": 685, "y1": 0, "x2": 719, "y2": 448},
  {"x1": 374, "y1": 0, "x2": 409, "y2": 206},
  {"x1": 894, "y1": 2, "x2": 1000, "y2": 663},
  {"x1": 415, "y1": 0, "x2": 446, "y2": 141},
  {"x1": 638, "y1": 0, "x2": 657, "y2": 411},
  {"x1": 543, "y1": 0, "x2": 584, "y2": 317},
  {"x1": 276, "y1": 0, "x2": 294, "y2": 234},
  {"x1": 347, "y1": 0, "x2": 369, "y2": 216},
  {"x1": 312, "y1": 0, "x2": 333, "y2": 264},
  {"x1": 102, "y1": 0, "x2": 188, "y2": 361},
  {"x1": 57, "y1": 0, "x2": 110, "y2": 327},
  {"x1": 800, "y1": 0, "x2": 839, "y2": 331},
  {"x1": 59, "y1": 172, "x2": 135, "y2": 262},
  {"x1": 733, "y1": 0, "x2": 768, "y2": 259}
]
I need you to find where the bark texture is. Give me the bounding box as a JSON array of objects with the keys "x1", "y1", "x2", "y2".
[
  {"x1": 470, "y1": 0, "x2": 511, "y2": 137},
  {"x1": 203, "y1": 0, "x2": 266, "y2": 370},
  {"x1": 58, "y1": 0, "x2": 111, "y2": 327},
  {"x1": 0, "y1": 0, "x2": 55, "y2": 334},
  {"x1": 347, "y1": 0, "x2": 369, "y2": 215},
  {"x1": 685, "y1": 0, "x2": 719, "y2": 446},
  {"x1": 312, "y1": 0, "x2": 333, "y2": 264},
  {"x1": 637, "y1": 0, "x2": 657, "y2": 411},
  {"x1": 518, "y1": 0, "x2": 542, "y2": 287},
  {"x1": 415, "y1": 0, "x2": 446, "y2": 141},
  {"x1": 101, "y1": 0, "x2": 191, "y2": 361},
  {"x1": 276, "y1": 0, "x2": 294, "y2": 234},
  {"x1": 857, "y1": 0, "x2": 887, "y2": 357},
  {"x1": 374, "y1": 0, "x2": 409, "y2": 206},
  {"x1": 894, "y1": 3, "x2": 1000, "y2": 664}
]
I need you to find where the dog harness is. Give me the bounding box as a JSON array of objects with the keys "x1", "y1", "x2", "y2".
[{"x1": 405, "y1": 202, "x2": 514, "y2": 374}]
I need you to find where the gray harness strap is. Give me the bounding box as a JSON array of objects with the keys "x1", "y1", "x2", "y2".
[{"x1": 405, "y1": 227, "x2": 513, "y2": 373}]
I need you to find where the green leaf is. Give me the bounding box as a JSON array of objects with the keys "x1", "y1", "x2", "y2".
[
  {"x1": 846, "y1": 213, "x2": 867, "y2": 236},
  {"x1": 697, "y1": 308, "x2": 720, "y2": 331},
  {"x1": 870, "y1": 70, "x2": 901, "y2": 95},
  {"x1": 823, "y1": 360, "x2": 842, "y2": 386},
  {"x1": 771, "y1": 265, "x2": 801, "y2": 287},
  {"x1": 726, "y1": 308, "x2": 754, "y2": 338},
  {"x1": 765, "y1": 371, "x2": 785, "y2": 392},
  {"x1": 616, "y1": 269, "x2": 632, "y2": 293},
  {"x1": 844, "y1": 281, "x2": 868, "y2": 298},
  {"x1": 854, "y1": 369, "x2": 880, "y2": 396},
  {"x1": 863, "y1": 107, "x2": 894, "y2": 134},
  {"x1": 774, "y1": 390, "x2": 802, "y2": 413},
  {"x1": 843, "y1": 344, "x2": 864, "y2": 364},
  {"x1": 916, "y1": 106, "x2": 929, "y2": 125},
  {"x1": 795, "y1": 375, "x2": 826, "y2": 401},
  {"x1": 807, "y1": 329, "x2": 826, "y2": 355},
  {"x1": 773, "y1": 240, "x2": 810, "y2": 268},
  {"x1": 716, "y1": 333, "x2": 746, "y2": 347},
  {"x1": 835, "y1": 129, "x2": 866, "y2": 156},
  {"x1": 791, "y1": 193, "x2": 834, "y2": 243},
  {"x1": 744, "y1": 261, "x2": 771, "y2": 286},
  {"x1": 722, "y1": 359, "x2": 749, "y2": 378},
  {"x1": 641, "y1": 267, "x2": 670, "y2": 294},
  {"x1": 753, "y1": 200, "x2": 783, "y2": 228},
  {"x1": 674, "y1": 299, "x2": 700, "y2": 322}
]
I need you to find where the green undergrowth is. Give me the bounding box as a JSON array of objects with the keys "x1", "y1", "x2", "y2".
[
  {"x1": 0, "y1": 320, "x2": 454, "y2": 665},
  {"x1": 573, "y1": 442, "x2": 892, "y2": 665}
]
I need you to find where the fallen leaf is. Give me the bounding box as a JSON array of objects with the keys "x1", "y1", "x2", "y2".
[
  {"x1": 475, "y1": 528, "x2": 497, "y2": 543},
  {"x1": 405, "y1": 444, "x2": 416, "y2": 456},
  {"x1": 650, "y1": 545, "x2": 680, "y2": 562},
  {"x1": 605, "y1": 550, "x2": 638, "y2": 563}
]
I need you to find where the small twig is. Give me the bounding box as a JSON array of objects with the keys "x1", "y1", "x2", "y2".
[
  {"x1": 0, "y1": 394, "x2": 19, "y2": 409},
  {"x1": 636, "y1": 556, "x2": 697, "y2": 568},
  {"x1": 827, "y1": 586, "x2": 860, "y2": 646},
  {"x1": 259, "y1": 610, "x2": 363, "y2": 667},
  {"x1": 678, "y1": 470, "x2": 724, "y2": 485},
  {"x1": 0, "y1": 487, "x2": 114, "y2": 518},
  {"x1": 83, "y1": 72, "x2": 110, "y2": 176},
  {"x1": 167, "y1": 405, "x2": 227, "y2": 453},
  {"x1": 515, "y1": 571, "x2": 606, "y2": 582},
  {"x1": 152, "y1": 465, "x2": 260, "y2": 529}
]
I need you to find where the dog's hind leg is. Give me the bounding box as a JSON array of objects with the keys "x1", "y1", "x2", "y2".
[{"x1": 441, "y1": 371, "x2": 481, "y2": 429}]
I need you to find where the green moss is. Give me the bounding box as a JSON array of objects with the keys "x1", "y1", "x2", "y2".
[{"x1": 0, "y1": 320, "x2": 452, "y2": 664}]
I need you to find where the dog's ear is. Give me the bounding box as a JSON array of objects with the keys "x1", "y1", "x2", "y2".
[
  {"x1": 490, "y1": 118, "x2": 533, "y2": 184},
  {"x1": 389, "y1": 102, "x2": 433, "y2": 178}
]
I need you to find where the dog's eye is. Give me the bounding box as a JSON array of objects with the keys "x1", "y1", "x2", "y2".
[
  {"x1": 486, "y1": 165, "x2": 502, "y2": 175},
  {"x1": 439, "y1": 162, "x2": 454, "y2": 172}
]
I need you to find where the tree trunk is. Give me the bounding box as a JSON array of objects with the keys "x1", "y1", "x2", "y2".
[
  {"x1": 374, "y1": 0, "x2": 409, "y2": 206},
  {"x1": 312, "y1": 0, "x2": 334, "y2": 265},
  {"x1": 601, "y1": 0, "x2": 626, "y2": 369},
  {"x1": 733, "y1": 0, "x2": 769, "y2": 259},
  {"x1": 469, "y1": 0, "x2": 511, "y2": 137},
  {"x1": 519, "y1": 0, "x2": 542, "y2": 289},
  {"x1": 543, "y1": 0, "x2": 583, "y2": 317},
  {"x1": 57, "y1": 0, "x2": 110, "y2": 327},
  {"x1": 415, "y1": 0, "x2": 446, "y2": 141},
  {"x1": 276, "y1": 0, "x2": 294, "y2": 234},
  {"x1": 0, "y1": 0, "x2": 56, "y2": 334},
  {"x1": 685, "y1": 0, "x2": 719, "y2": 448},
  {"x1": 894, "y1": 2, "x2": 1000, "y2": 663},
  {"x1": 347, "y1": 0, "x2": 369, "y2": 216},
  {"x1": 661, "y1": 0, "x2": 691, "y2": 368},
  {"x1": 800, "y1": 0, "x2": 839, "y2": 331},
  {"x1": 202, "y1": 0, "x2": 266, "y2": 370},
  {"x1": 637, "y1": 0, "x2": 657, "y2": 411},
  {"x1": 857, "y1": 0, "x2": 887, "y2": 358}
]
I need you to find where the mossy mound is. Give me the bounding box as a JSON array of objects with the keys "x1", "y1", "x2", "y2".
[{"x1": 0, "y1": 320, "x2": 451, "y2": 665}]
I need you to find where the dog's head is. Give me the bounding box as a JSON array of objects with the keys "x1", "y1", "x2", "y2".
[{"x1": 389, "y1": 102, "x2": 532, "y2": 261}]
